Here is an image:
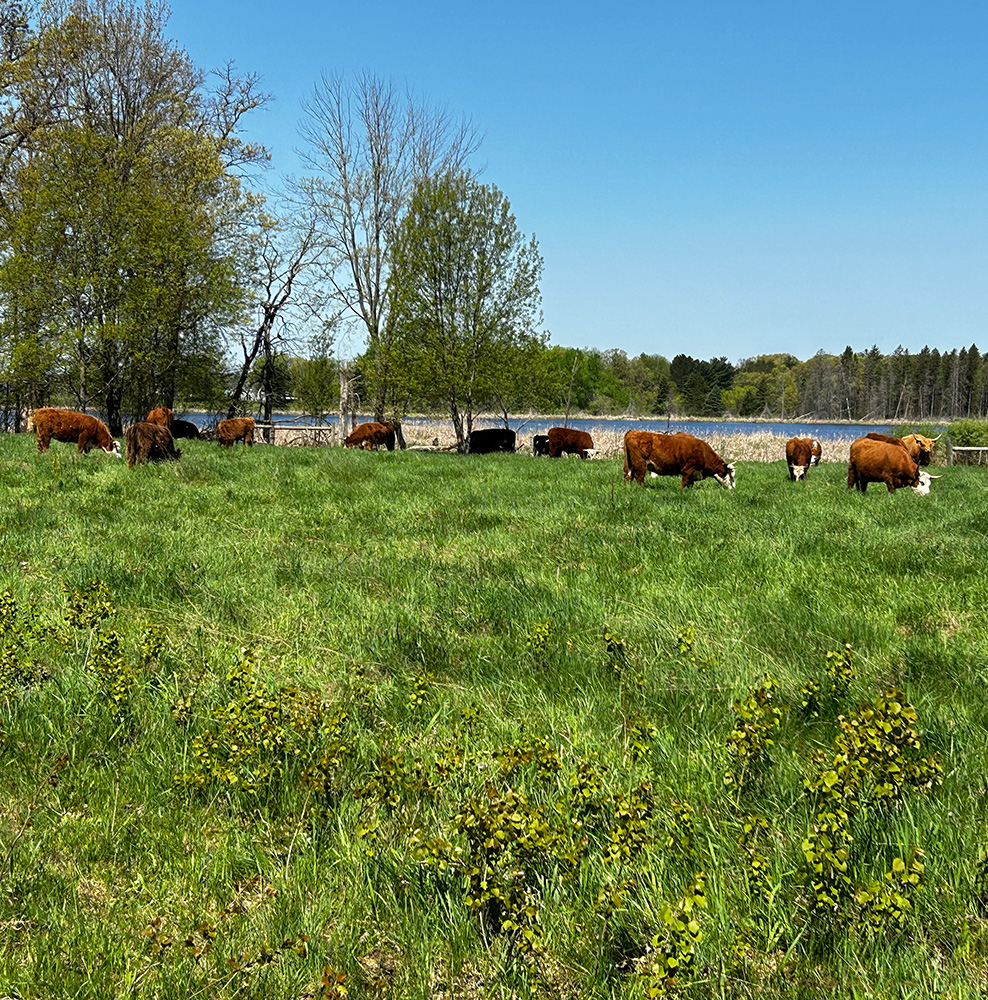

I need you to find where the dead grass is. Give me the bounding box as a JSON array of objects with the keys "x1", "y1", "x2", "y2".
[{"x1": 257, "y1": 418, "x2": 862, "y2": 463}]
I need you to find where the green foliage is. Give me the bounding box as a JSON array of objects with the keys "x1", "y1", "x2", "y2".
[
  {"x1": 724, "y1": 679, "x2": 783, "y2": 792},
  {"x1": 948, "y1": 418, "x2": 988, "y2": 447},
  {"x1": 174, "y1": 652, "x2": 328, "y2": 800},
  {"x1": 825, "y1": 643, "x2": 856, "y2": 700},
  {"x1": 642, "y1": 872, "x2": 708, "y2": 996},
  {"x1": 386, "y1": 171, "x2": 544, "y2": 449}
]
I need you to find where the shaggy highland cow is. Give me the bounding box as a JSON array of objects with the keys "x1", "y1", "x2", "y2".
[
  {"x1": 125, "y1": 422, "x2": 182, "y2": 468},
  {"x1": 146, "y1": 407, "x2": 174, "y2": 428},
  {"x1": 28, "y1": 408, "x2": 121, "y2": 456},
  {"x1": 217, "y1": 417, "x2": 255, "y2": 447}
]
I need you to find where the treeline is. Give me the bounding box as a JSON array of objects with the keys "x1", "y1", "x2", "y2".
[{"x1": 297, "y1": 341, "x2": 984, "y2": 422}]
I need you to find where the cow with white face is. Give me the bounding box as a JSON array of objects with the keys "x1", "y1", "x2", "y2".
[
  {"x1": 785, "y1": 437, "x2": 822, "y2": 481},
  {"x1": 847, "y1": 437, "x2": 942, "y2": 495}
]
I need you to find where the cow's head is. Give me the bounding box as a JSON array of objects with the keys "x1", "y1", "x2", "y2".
[
  {"x1": 905, "y1": 433, "x2": 937, "y2": 466},
  {"x1": 715, "y1": 463, "x2": 736, "y2": 489},
  {"x1": 810, "y1": 440, "x2": 822, "y2": 465},
  {"x1": 106, "y1": 440, "x2": 122, "y2": 458},
  {"x1": 910, "y1": 471, "x2": 942, "y2": 496},
  {"x1": 791, "y1": 464, "x2": 807, "y2": 481}
]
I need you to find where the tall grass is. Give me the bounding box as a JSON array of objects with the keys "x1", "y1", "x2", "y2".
[{"x1": 0, "y1": 434, "x2": 986, "y2": 997}]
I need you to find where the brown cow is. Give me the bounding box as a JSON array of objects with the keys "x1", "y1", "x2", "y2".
[
  {"x1": 146, "y1": 407, "x2": 173, "y2": 429},
  {"x1": 125, "y1": 422, "x2": 182, "y2": 468},
  {"x1": 217, "y1": 416, "x2": 255, "y2": 447},
  {"x1": 847, "y1": 437, "x2": 941, "y2": 494},
  {"x1": 344, "y1": 421, "x2": 396, "y2": 450},
  {"x1": 547, "y1": 426, "x2": 595, "y2": 459},
  {"x1": 785, "y1": 437, "x2": 823, "y2": 481},
  {"x1": 623, "y1": 430, "x2": 736, "y2": 488},
  {"x1": 864, "y1": 431, "x2": 938, "y2": 467},
  {"x1": 28, "y1": 408, "x2": 121, "y2": 457}
]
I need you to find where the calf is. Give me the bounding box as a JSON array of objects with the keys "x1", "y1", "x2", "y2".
[
  {"x1": 532, "y1": 434, "x2": 550, "y2": 456},
  {"x1": 125, "y1": 421, "x2": 182, "y2": 468},
  {"x1": 548, "y1": 426, "x2": 594, "y2": 459},
  {"x1": 344, "y1": 421, "x2": 396, "y2": 450},
  {"x1": 29, "y1": 408, "x2": 121, "y2": 457},
  {"x1": 217, "y1": 416, "x2": 255, "y2": 447}
]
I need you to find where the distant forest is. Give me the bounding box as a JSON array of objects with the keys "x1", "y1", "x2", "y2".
[
  {"x1": 293, "y1": 341, "x2": 987, "y2": 423},
  {"x1": 468, "y1": 342, "x2": 988, "y2": 422}
]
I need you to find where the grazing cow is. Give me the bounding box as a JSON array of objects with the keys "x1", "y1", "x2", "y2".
[
  {"x1": 468, "y1": 428, "x2": 516, "y2": 454},
  {"x1": 170, "y1": 419, "x2": 200, "y2": 440},
  {"x1": 847, "y1": 437, "x2": 941, "y2": 494},
  {"x1": 344, "y1": 421, "x2": 396, "y2": 451},
  {"x1": 146, "y1": 407, "x2": 173, "y2": 429},
  {"x1": 28, "y1": 408, "x2": 121, "y2": 457},
  {"x1": 533, "y1": 434, "x2": 550, "y2": 456},
  {"x1": 125, "y1": 422, "x2": 182, "y2": 468},
  {"x1": 624, "y1": 430, "x2": 735, "y2": 488},
  {"x1": 548, "y1": 426, "x2": 595, "y2": 459},
  {"x1": 785, "y1": 437, "x2": 823, "y2": 481},
  {"x1": 217, "y1": 416, "x2": 255, "y2": 448},
  {"x1": 864, "y1": 431, "x2": 938, "y2": 467}
]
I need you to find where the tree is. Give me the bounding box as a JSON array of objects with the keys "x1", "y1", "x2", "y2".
[
  {"x1": 0, "y1": 0, "x2": 268, "y2": 431},
  {"x1": 386, "y1": 172, "x2": 544, "y2": 451},
  {"x1": 296, "y1": 72, "x2": 480, "y2": 422},
  {"x1": 226, "y1": 210, "x2": 328, "y2": 420}
]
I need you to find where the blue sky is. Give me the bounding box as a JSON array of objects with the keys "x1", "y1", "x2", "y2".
[{"x1": 165, "y1": 1, "x2": 988, "y2": 363}]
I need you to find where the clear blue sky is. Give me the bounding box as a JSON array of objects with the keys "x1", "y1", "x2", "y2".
[{"x1": 166, "y1": 0, "x2": 988, "y2": 364}]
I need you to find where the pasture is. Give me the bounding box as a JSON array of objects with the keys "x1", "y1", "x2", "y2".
[{"x1": 1, "y1": 433, "x2": 987, "y2": 998}]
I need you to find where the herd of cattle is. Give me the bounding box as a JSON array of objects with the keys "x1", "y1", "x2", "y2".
[{"x1": 22, "y1": 407, "x2": 943, "y2": 495}]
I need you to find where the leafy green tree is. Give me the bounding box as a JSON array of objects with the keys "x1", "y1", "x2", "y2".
[
  {"x1": 386, "y1": 172, "x2": 544, "y2": 451},
  {"x1": 0, "y1": 0, "x2": 267, "y2": 431}
]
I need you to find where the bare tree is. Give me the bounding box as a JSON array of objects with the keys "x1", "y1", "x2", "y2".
[
  {"x1": 296, "y1": 72, "x2": 480, "y2": 425},
  {"x1": 227, "y1": 210, "x2": 329, "y2": 421}
]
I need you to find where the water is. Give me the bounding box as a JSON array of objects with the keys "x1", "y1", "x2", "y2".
[{"x1": 183, "y1": 411, "x2": 940, "y2": 443}]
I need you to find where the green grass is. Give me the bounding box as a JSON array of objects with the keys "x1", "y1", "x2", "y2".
[{"x1": 1, "y1": 435, "x2": 988, "y2": 998}]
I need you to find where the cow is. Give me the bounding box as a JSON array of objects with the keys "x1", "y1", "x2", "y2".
[
  {"x1": 28, "y1": 408, "x2": 121, "y2": 457},
  {"x1": 864, "y1": 431, "x2": 939, "y2": 467},
  {"x1": 125, "y1": 421, "x2": 182, "y2": 468},
  {"x1": 216, "y1": 416, "x2": 255, "y2": 448},
  {"x1": 170, "y1": 419, "x2": 200, "y2": 440},
  {"x1": 547, "y1": 426, "x2": 595, "y2": 459},
  {"x1": 344, "y1": 421, "x2": 396, "y2": 451},
  {"x1": 146, "y1": 407, "x2": 173, "y2": 429},
  {"x1": 468, "y1": 428, "x2": 516, "y2": 454},
  {"x1": 623, "y1": 430, "x2": 735, "y2": 489},
  {"x1": 785, "y1": 437, "x2": 823, "y2": 481},
  {"x1": 533, "y1": 434, "x2": 550, "y2": 457},
  {"x1": 847, "y1": 437, "x2": 941, "y2": 494}
]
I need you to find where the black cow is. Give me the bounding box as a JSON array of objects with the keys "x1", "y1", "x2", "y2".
[
  {"x1": 533, "y1": 434, "x2": 550, "y2": 456},
  {"x1": 171, "y1": 419, "x2": 200, "y2": 440},
  {"x1": 468, "y1": 428, "x2": 516, "y2": 454}
]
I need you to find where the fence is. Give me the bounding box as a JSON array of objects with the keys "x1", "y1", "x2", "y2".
[{"x1": 946, "y1": 443, "x2": 988, "y2": 465}]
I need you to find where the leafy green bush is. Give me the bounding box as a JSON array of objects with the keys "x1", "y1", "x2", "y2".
[{"x1": 947, "y1": 418, "x2": 988, "y2": 447}]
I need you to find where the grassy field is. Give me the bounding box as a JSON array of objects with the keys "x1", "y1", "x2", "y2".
[{"x1": 1, "y1": 434, "x2": 987, "y2": 998}]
